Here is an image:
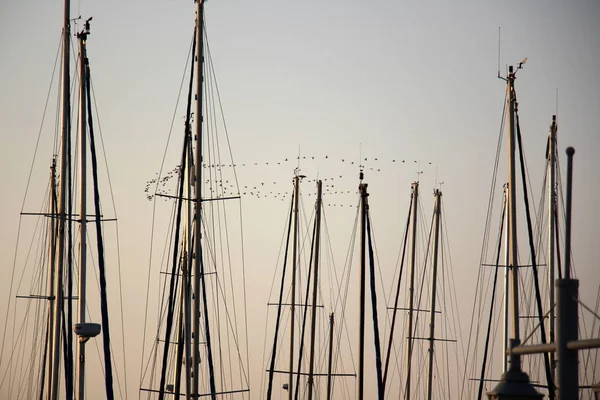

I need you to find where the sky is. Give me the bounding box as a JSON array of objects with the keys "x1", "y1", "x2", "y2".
[{"x1": 0, "y1": 0, "x2": 599, "y2": 399}]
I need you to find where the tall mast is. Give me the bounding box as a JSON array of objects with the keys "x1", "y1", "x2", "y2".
[
  {"x1": 547, "y1": 115, "x2": 557, "y2": 389},
  {"x1": 76, "y1": 24, "x2": 88, "y2": 400},
  {"x1": 502, "y1": 185, "x2": 509, "y2": 373},
  {"x1": 426, "y1": 189, "x2": 442, "y2": 400},
  {"x1": 184, "y1": 132, "x2": 193, "y2": 400},
  {"x1": 288, "y1": 174, "x2": 300, "y2": 400},
  {"x1": 358, "y1": 174, "x2": 368, "y2": 400},
  {"x1": 405, "y1": 181, "x2": 419, "y2": 400},
  {"x1": 192, "y1": 0, "x2": 217, "y2": 398},
  {"x1": 45, "y1": 160, "x2": 57, "y2": 398},
  {"x1": 50, "y1": 0, "x2": 71, "y2": 398},
  {"x1": 307, "y1": 180, "x2": 323, "y2": 400},
  {"x1": 507, "y1": 65, "x2": 521, "y2": 353},
  {"x1": 326, "y1": 313, "x2": 334, "y2": 400}
]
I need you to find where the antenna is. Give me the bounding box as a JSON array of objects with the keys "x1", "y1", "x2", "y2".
[
  {"x1": 497, "y1": 27, "x2": 501, "y2": 78},
  {"x1": 555, "y1": 88, "x2": 559, "y2": 117}
]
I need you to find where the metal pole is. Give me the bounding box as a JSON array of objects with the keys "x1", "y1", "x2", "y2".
[
  {"x1": 184, "y1": 145, "x2": 192, "y2": 399},
  {"x1": 502, "y1": 186, "x2": 509, "y2": 373},
  {"x1": 358, "y1": 180, "x2": 368, "y2": 400},
  {"x1": 548, "y1": 115, "x2": 557, "y2": 394},
  {"x1": 426, "y1": 190, "x2": 442, "y2": 400},
  {"x1": 326, "y1": 313, "x2": 334, "y2": 400},
  {"x1": 46, "y1": 160, "x2": 57, "y2": 399},
  {"x1": 192, "y1": 0, "x2": 207, "y2": 397},
  {"x1": 289, "y1": 175, "x2": 300, "y2": 400},
  {"x1": 405, "y1": 181, "x2": 419, "y2": 400},
  {"x1": 50, "y1": 0, "x2": 71, "y2": 398},
  {"x1": 564, "y1": 147, "x2": 574, "y2": 281},
  {"x1": 507, "y1": 66, "x2": 521, "y2": 354},
  {"x1": 556, "y1": 147, "x2": 578, "y2": 400},
  {"x1": 75, "y1": 30, "x2": 87, "y2": 400},
  {"x1": 307, "y1": 181, "x2": 322, "y2": 400}
]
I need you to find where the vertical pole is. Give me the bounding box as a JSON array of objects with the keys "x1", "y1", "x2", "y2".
[
  {"x1": 405, "y1": 181, "x2": 419, "y2": 400},
  {"x1": 307, "y1": 181, "x2": 322, "y2": 400},
  {"x1": 326, "y1": 313, "x2": 334, "y2": 400},
  {"x1": 426, "y1": 190, "x2": 442, "y2": 400},
  {"x1": 75, "y1": 31, "x2": 87, "y2": 400},
  {"x1": 46, "y1": 160, "x2": 57, "y2": 399},
  {"x1": 50, "y1": 1, "x2": 71, "y2": 398},
  {"x1": 289, "y1": 175, "x2": 300, "y2": 400},
  {"x1": 556, "y1": 146, "x2": 578, "y2": 400},
  {"x1": 185, "y1": 145, "x2": 193, "y2": 399},
  {"x1": 358, "y1": 179, "x2": 368, "y2": 400},
  {"x1": 548, "y1": 115, "x2": 557, "y2": 395},
  {"x1": 192, "y1": 1, "x2": 212, "y2": 397},
  {"x1": 502, "y1": 186, "x2": 510, "y2": 373},
  {"x1": 507, "y1": 66, "x2": 521, "y2": 360}
]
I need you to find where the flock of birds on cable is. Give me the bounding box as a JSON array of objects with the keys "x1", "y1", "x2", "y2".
[{"x1": 144, "y1": 155, "x2": 434, "y2": 208}]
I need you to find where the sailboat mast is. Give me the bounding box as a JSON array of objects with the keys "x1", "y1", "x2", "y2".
[
  {"x1": 547, "y1": 115, "x2": 557, "y2": 387},
  {"x1": 507, "y1": 66, "x2": 522, "y2": 351},
  {"x1": 45, "y1": 160, "x2": 58, "y2": 399},
  {"x1": 76, "y1": 27, "x2": 88, "y2": 400},
  {"x1": 405, "y1": 181, "x2": 419, "y2": 400},
  {"x1": 50, "y1": 0, "x2": 71, "y2": 398},
  {"x1": 307, "y1": 180, "x2": 322, "y2": 400},
  {"x1": 288, "y1": 174, "x2": 300, "y2": 400},
  {"x1": 502, "y1": 185, "x2": 509, "y2": 373},
  {"x1": 184, "y1": 142, "x2": 193, "y2": 399},
  {"x1": 358, "y1": 178, "x2": 368, "y2": 400},
  {"x1": 326, "y1": 313, "x2": 334, "y2": 400},
  {"x1": 192, "y1": 1, "x2": 217, "y2": 398},
  {"x1": 426, "y1": 189, "x2": 442, "y2": 400}
]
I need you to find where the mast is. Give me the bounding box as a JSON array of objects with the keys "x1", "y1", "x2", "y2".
[
  {"x1": 502, "y1": 185, "x2": 509, "y2": 373},
  {"x1": 45, "y1": 160, "x2": 58, "y2": 399},
  {"x1": 76, "y1": 24, "x2": 88, "y2": 400},
  {"x1": 192, "y1": 0, "x2": 217, "y2": 398},
  {"x1": 307, "y1": 180, "x2": 322, "y2": 400},
  {"x1": 426, "y1": 190, "x2": 442, "y2": 400},
  {"x1": 50, "y1": 0, "x2": 71, "y2": 398},
  {"x1": 288, "y1": 174, "x2": 300, "y2": 400},
  {"x1": 547, "y1": 115, "x2": 557, "y2": 390},
  {"x1": 326, "y1": 313, "x2": 334, "y2": 400},
  {"x1": 507, "y1": 65, "x2": 521, "y2": 353},
  {"x1": 184, "y1": 137, "x2": 193, "y2": 399},
  {"x1": 405, "y1": 181, "x2": 419, "y2": 400},
  {"x1": 358, "y1": 174, "x2": 368, "y2": 400}
]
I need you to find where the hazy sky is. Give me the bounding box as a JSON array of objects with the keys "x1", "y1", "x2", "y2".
[{"x1": 1, "y1": 1, "x2": 599, "y2": 399}]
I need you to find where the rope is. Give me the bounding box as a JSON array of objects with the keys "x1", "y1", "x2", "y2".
[
  {"x1": 266, "y1": 197, "x2": 294, "y2": 400},
  {"x1": 382, "y1": 194, "x2": 412, "y2": 387},
  {"x1": 366, "y1": 213, "x2": 384, "y2": 399},
  {"x1": 139, "y1": 26, "x2": 195, "y2": 394},
  {"x1": 476, "y1": 199, "x2": 505, "y2": 400},
  {"x1": 515, "y1": 105, "x2": 554, "y2": 397},
  {"x1": 156, "y1": 27, "x2": 195, "y2": 398},
  {"x1": 86, "y1": 61, "x2": 114, "y2": 400}
]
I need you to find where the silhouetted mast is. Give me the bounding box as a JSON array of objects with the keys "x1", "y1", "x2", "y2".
[
  {"x1": 405, "y1": 181, "x2": 419, "y2": 400},
  {"x1": 547, "y1": 115, "x2": 558, "y2": 393},
  {"x1": 307, "y1": 181, "x2": 323, "y2": 400},
  {"x1": 288, "y1": 173, "x2": 300, "y2": 400},
  {"x1": 50, "y1": 0, "x2": 71, "y2": 398},
  {"x1": 426, "y1": 190, "x2": 442, "y2": 400}
]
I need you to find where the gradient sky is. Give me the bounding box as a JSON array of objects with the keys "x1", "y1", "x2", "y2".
[{"x1": 1, "y1": 1, "x2": 599, "y2": 399}]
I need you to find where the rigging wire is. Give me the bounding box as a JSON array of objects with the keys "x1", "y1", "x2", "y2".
[
  {"x1": 459, "y1": 90, "x2": 507, "y2": 399},
  {"x1": 139, "y1": 27, "x2": 195, "y2": 394},
  {"x1": 0, "y1": 37, "x2": 62, "y2": 379}
]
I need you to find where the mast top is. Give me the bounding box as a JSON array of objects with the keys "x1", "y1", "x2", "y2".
[{"x1": 77, "y1": 17, "x2": 92, "y2": 40}]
